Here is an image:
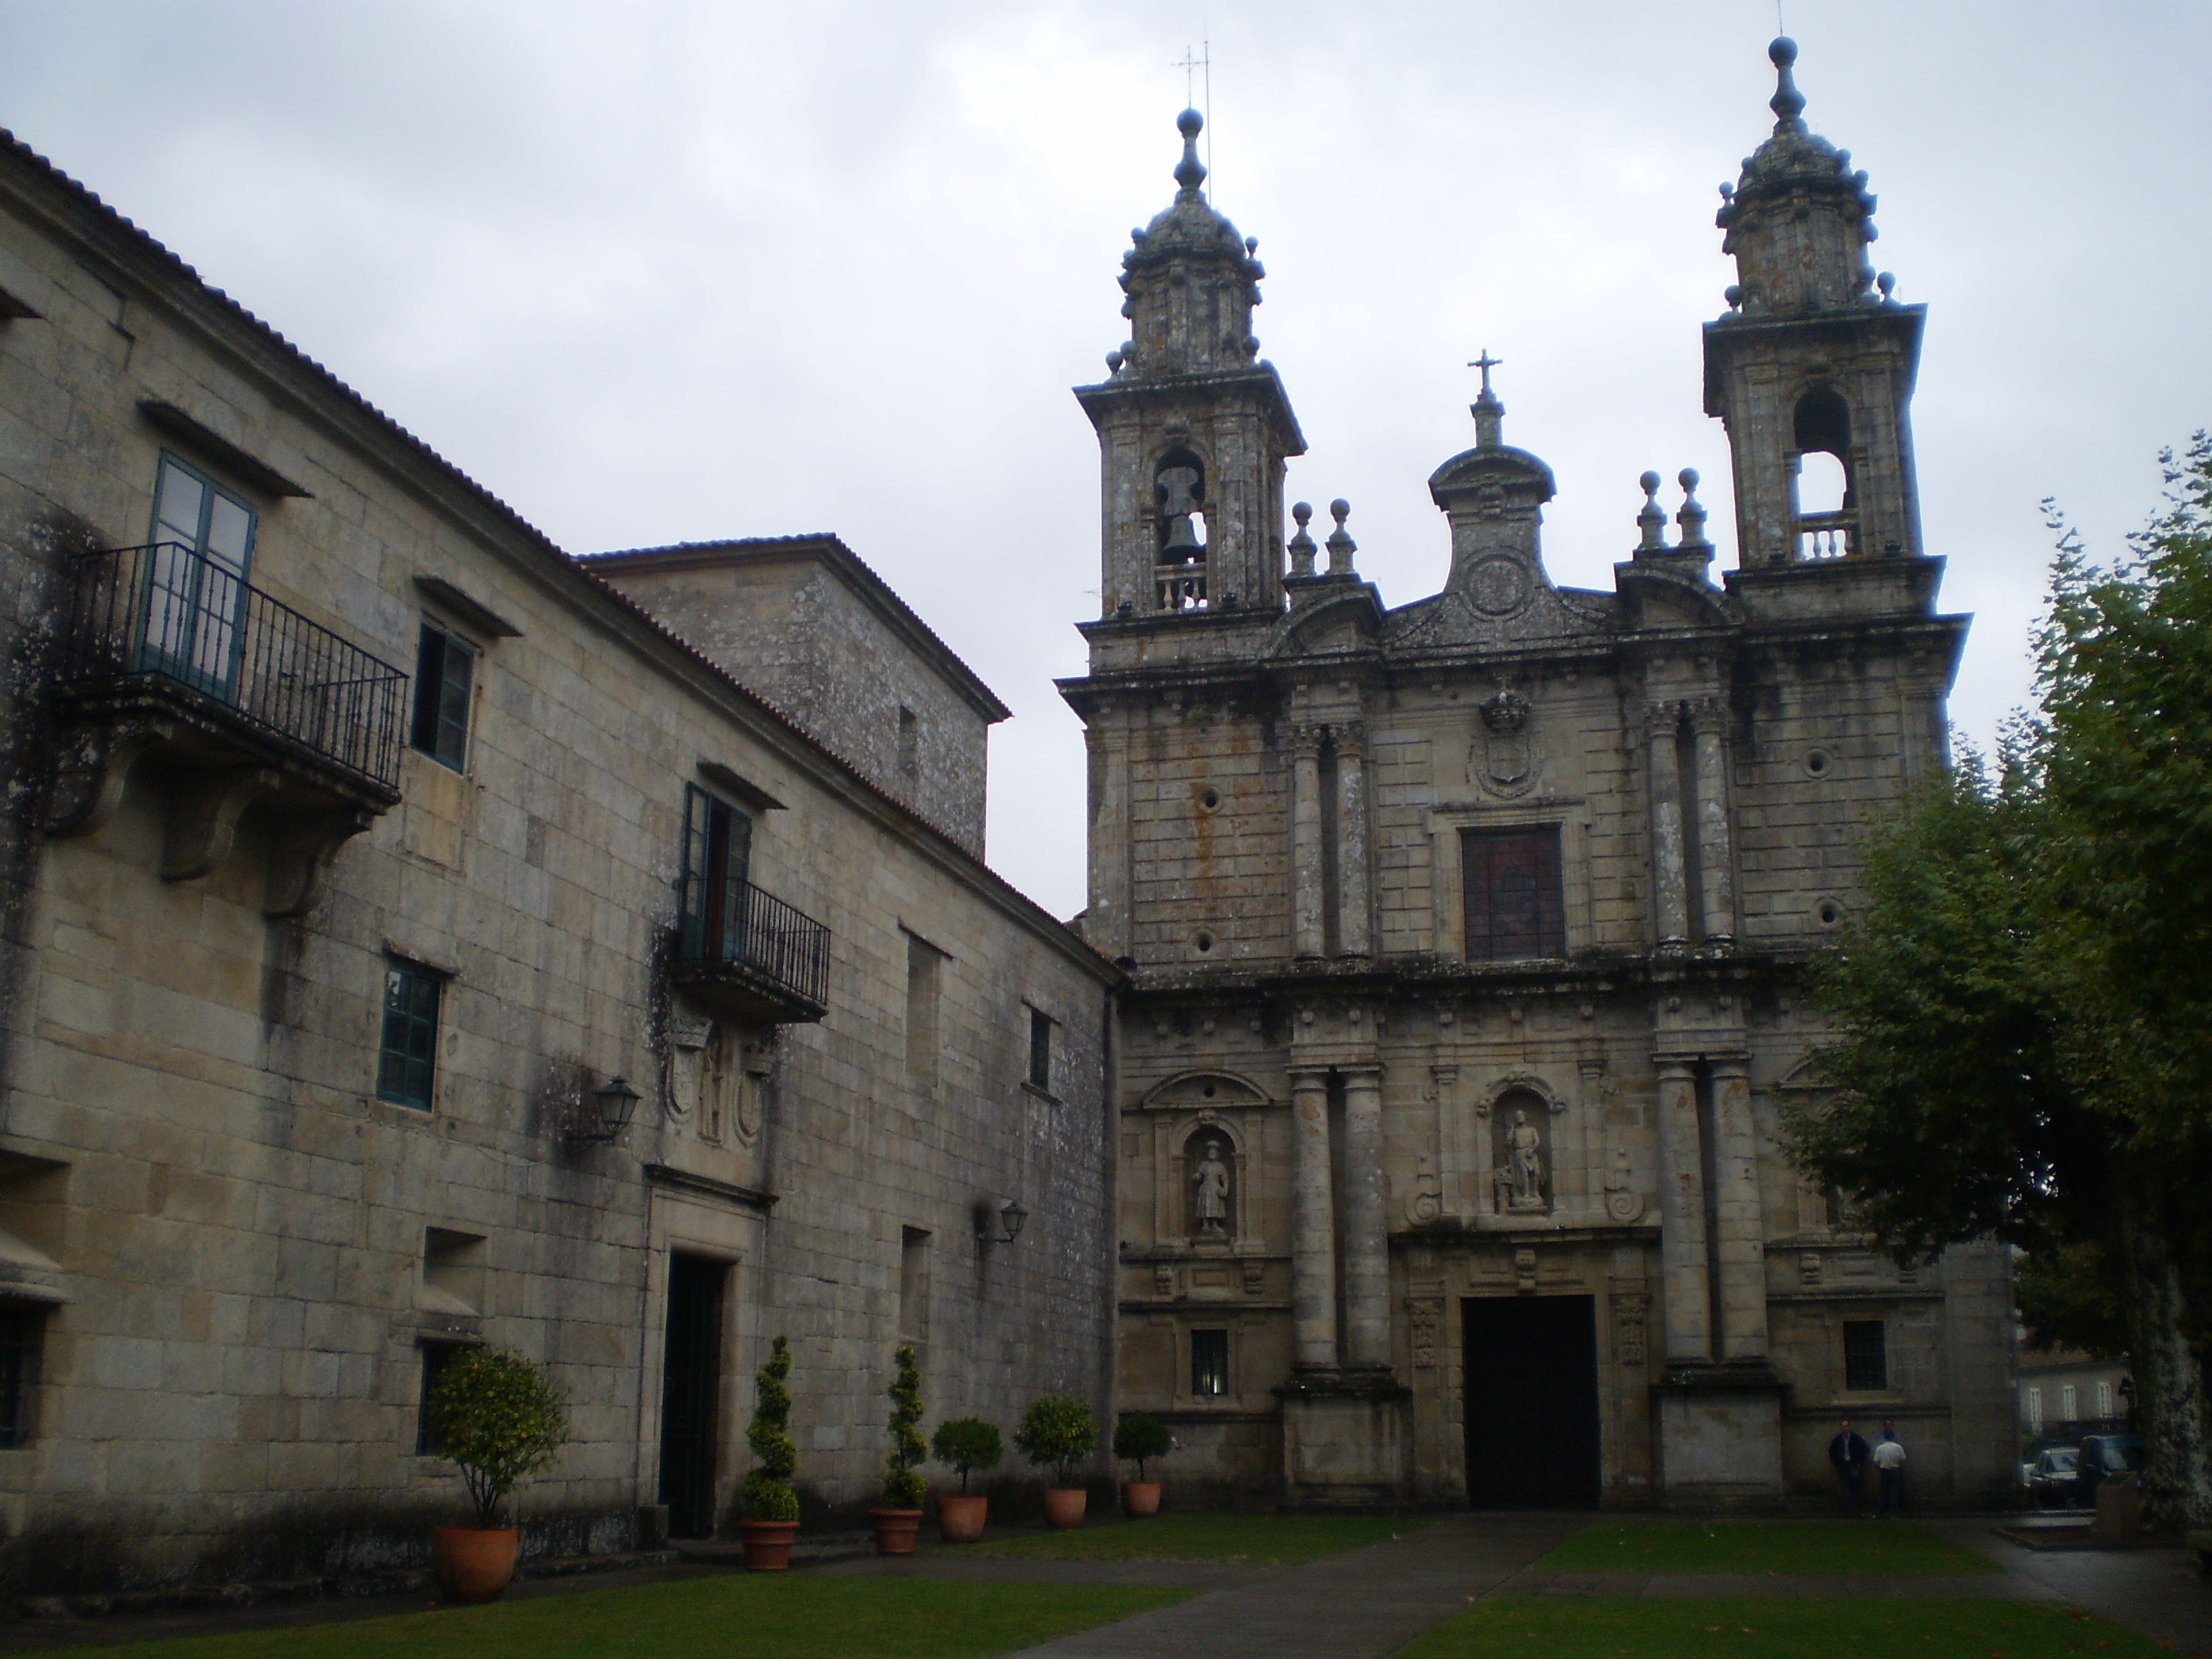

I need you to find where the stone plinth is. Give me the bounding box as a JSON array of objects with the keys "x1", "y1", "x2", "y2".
[
  {"x1": 1277, "y1": 1366, "x2": 1411, "y2": 1506},
  {"x1": 1654, "y1": 1365, "x2": 1786, "y2": 1509}
]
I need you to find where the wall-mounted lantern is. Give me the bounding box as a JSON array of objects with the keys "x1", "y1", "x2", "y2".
[
  {"x1": 973, "y1": 1197, "x2": 1028, "y2": 1246},
  {"x1": 569, "y1": 1075, "x2": 641, "y2": 1146}
]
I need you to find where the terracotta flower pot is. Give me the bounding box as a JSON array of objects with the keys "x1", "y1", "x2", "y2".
[
  {"x1": 1122, "y1": 1480, "x2": 1162, "y2": 1517},
  {"x1": 937, "y1": 1493, "x2": 989, "y2": 1542},
  {"x1": 872, "y1": 1507, "x2": 924, "y2": 1556},
  {"x1": 1042, "y1": 1487, "x2": 1088, "y2": 1530},
  {"x1": 432, "y1": 1525, "x2": 520, "y2": 1603},
  {"x1": 738, "y1": 1519, "x2": 801, "y2": 1571}
]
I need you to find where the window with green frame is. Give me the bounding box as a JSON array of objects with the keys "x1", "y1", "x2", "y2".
[
  {"x1": 377, "y1": 959, "x2": 444, "y2": 1111},
  {"x1": 677, "y1": 784, "x2": 752, "y2": 964},
  {"x1": 410, "y1": 621, "x2": 476, "y2": 771},
  {"x1": 145, "y1": 453, "x2": 256, "y2": 695}
]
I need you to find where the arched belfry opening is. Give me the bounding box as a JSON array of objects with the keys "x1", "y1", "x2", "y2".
[
  {"x1": 1155, "y1": 446, "x2": 1210, "y2": 610},
  {"x1": 1790, "y1": 386, "x2": 1855, "y2": 558}
]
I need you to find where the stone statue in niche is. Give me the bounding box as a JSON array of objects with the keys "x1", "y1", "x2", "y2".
[
  {"x1": 1491, "y1": 1093, "x2": 1550, "y2": 1214},
  {"x1": 1190, "y1": 1136, "x2": 1232, "y2": 1239}
]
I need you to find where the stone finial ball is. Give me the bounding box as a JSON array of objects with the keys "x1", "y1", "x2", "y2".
[
  {"x1": 1769, "y1": 36, "x2": 1797, "y2": 67},
  {"x1": 1179, "y1": 108, "x2": 1204, "y2": 137},
  {"x1": 1329, "y1": 498, "x2": 1351, "y2": 523},
  {"x1": 1292, "y1": 501, "x2": 1313, "y2": 525},
  {"x1": 1639, "y1": 471, "x2": 1662, "y2": 494},
  {"x1": 1679, "y1": 468, "x2": 1700, "y2": 492}
]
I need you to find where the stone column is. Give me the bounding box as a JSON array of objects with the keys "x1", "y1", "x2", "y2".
[
  {"x1": 1335, "y1": 721, "x2": 1372, "y2": 958},
  {"x1": 1709, "y1": 1059, "x2": 1768, "y2": 1360},
  {"x1": 1645, "y1": 704, "x2": 1690, "y2": 949},
  {"x1": 1654, "y1": 1059, "x2": 1713, "y2": 1364},
  {"x1": 1689, "y1": 699, "x2": 1737, "y2": 946},
  {"x1": 1289, "y1": 1067, "x2": 1338, "y2": 1368},
  {"x1": 1086, "y1": 721, "x2": 1132, "y2": 962},
  {"x1": 1340, "y1": 1063, "x2": 1390, "y2": 1366},
  {"x1": 1289, "y1": 724, "x2": 1325, "y2": 960}
]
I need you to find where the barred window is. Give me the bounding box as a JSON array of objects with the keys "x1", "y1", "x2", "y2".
[
  {"x1": 1843, "y1": 1319, "x2": 1887, "y2": 1392},
  {"x1": 1461, "y1": 827, "x2": 1565, "y2": 962},
  {"x1": 1191, "y1": 1328, "x2": 1229, "y2": 1397}
]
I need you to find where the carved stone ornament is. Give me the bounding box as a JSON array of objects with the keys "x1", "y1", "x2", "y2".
[
  {"x1": 1410, "y1": 1299, "x2": 1442, "y2": 1368},
  {"x1": 1472, "y1": 689, "x2": 1535, "y2": 797},
  {"x1": 1406, "y1": 1152, "x2": 1445, "y2": 1226},
  {"x1": 1613, "y1": 1290, "x2": 1650, "y2": 1368},
  {"x1": 1603, "y1": 1145, "x2": 1645, "y2": 1223},
  {"x1": 1153, "y1": 1263, "x2": 1176, "y2": 1298},
  {"x1": 1241, "y1": 1258, "x2": 1265, "y2": 1296},
  {"x1": 1513, "y1": 1246, "x2": 1538, "y2": 1293},
  {"x1": 1467, "y1": 554, "x2": 1532, "y2": 617}
]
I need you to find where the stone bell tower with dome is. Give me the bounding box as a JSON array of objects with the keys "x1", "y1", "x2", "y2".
[{"x1": 1063, "y1": 53, "x2": 2015, "y2": 1511}]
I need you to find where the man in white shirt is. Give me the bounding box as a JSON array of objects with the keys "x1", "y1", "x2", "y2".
[{"x1": 1873, "y1": 1421, "x2": 1906, "y2": 1518}]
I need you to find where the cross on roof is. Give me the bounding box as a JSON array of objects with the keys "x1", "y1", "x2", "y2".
[
  {"x1": 1173, "y1": 43, "x2": 1210, "y2": 108},
  {"x1": 1468, "y1": 350, "x2": 1503, "y2": 396}
]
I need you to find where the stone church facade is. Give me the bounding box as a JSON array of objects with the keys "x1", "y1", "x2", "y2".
[{"x1": 1066, "y1": 45, "x2": 2015, "y2": 1509}]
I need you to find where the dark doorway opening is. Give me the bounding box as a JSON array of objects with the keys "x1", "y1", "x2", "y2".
[
  {"x1": 659, "y1": 1253, "x2": 729, "y2": 1538},
  {"x1": 1462, "y1": 1294, "x2": 1600, "y2": 1506}
]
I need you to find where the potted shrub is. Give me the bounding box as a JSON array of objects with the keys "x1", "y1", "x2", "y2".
[
  {"x1": 1015, "y1": 1395, "x2": 1099, "y2": 1530},
  {"x1": 1113, "y1": 1414, "x2": 1174, "y2": 1517},
  {"x1": 739, "y1": 1334, "x2": 801, "y2": 1570},
  {"x1": 873, "y1": 1345, "x2": 928, "y2": 1555},
  {"x1": 930, "y1": 1418, "x2": 1002, "y2": 1542},
  {"x1": 426, "y1": 1347, "x2": 571, "y2": 1603}
]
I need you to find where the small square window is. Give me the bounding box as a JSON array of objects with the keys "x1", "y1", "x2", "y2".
[
  {"x1": 417, "y1": 1341, "x2": 467, "y2": 1455},
  {"x1": 0, "y1": 1303, "x2": 45, "y2": 1449},
  {"x1": 411, "y1": 621, "x2": 476, "y2": 771},
  {"x1": 1027, "y1": 1008, "x2": 1052, "y2": 1092},
  {"x1": 377, "y1": 960, "x2": 444, "y2": 1111},
  {"x1": 1842, "y1": 1319, "x2": 1887, "y2": 1392},
  {"x1": 1191, "y1": 1328, "x2": 1229, "y2": 1397}
]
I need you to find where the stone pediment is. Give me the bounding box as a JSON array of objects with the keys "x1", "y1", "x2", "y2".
[
  {"x1": 1383, "y1": 583, "x2": 1614, "y2": 653},
  {"x1": 1141, "y1": 1069, "x2": 1272, "y2": 1110},
  {"x1": 1272, "y1": 585, "x2": 1384, "y2": 659}
]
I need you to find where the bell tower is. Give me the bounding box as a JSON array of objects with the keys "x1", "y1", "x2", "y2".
[
  {"x1": 1704, "y1": 39, "x2": 1927, "y2": 571},
  {"x1": 1075, "y1": 110, "x2": 1306, "y2": 624}
]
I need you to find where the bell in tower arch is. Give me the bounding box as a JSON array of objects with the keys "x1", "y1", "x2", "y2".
[{"x1": 1156, "y1": 449, "x2": 1207, "y2": 557}]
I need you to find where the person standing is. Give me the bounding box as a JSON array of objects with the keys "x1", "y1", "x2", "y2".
[
  {"x1": 1828, "y1": 1418, "x2": 1871, "y2": 1513},
  {"x1": 1874, "y1": 1422, "x2": 1906, "y2": 1518}
]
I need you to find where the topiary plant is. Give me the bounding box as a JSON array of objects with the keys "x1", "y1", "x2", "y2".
[
  {"x1": 428, "y1": 1347, "x2": 572, "y2": 1530},
  {"x1": 1112, "y1": 1414, "x2": 1174, "y2": 1482},
  {"x1": 1013, "y1": 1395, "x2": 1099, "y2": 1490},
  {"x1": 882, "y1": 1344, "x2": 927, "y2": 1509},
  {"x1": 743, "y1": 1334, "x2": 799, "y2": 1523},
  {"x1": 930, "y1": 1418, "x2": 1002, "y2": 1494}
]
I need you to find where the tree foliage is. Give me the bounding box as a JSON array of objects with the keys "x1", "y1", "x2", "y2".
[
  {"x1": 1788, "y1": 434, "x2": 2212, "y2": 1526},
  {"x1": 1013, "y1": 1395, "x2": 1098, "y2": 1489},
  {"x1": 428, "y1": 1347, "x2": 572, "y2": 1530},
  {"x1": 930, "y1": 1418, "x2": 1002, "y2": 1494},
  {"x1": 1111, "y1": 1414, "x2": 1174, "y2": 1481},
  {"x1": 744, "y1": 1334, "x2": 800, "y2": 1523},
  {"x1": 882, "y1": 1345, "x2": 928, "y2": 1509}
]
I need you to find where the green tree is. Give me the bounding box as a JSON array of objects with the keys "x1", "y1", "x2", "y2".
[
  {"x1": 428, "y1": 1347, "x2": 571, "y2": 1530},
  {"x1": 1111, "y1": 1414, "x2": 1173, "y2": 1482},
  {"x1": 1788, "y1": 434, "x2": 2212, "y2": 1526},
  {"x1": 1013, "y1": 1395, "x2": 1098, "y2": 1490},
  {"x1": 882, "y1": 1345, "x2": 927, "y2": 1509},
  {"x1": 930, "y1": 1418, "x2": 1002, "y2": 1494},
  {"x1": 744, "y1": 1335, "x2": 800, "y2": 1523}
]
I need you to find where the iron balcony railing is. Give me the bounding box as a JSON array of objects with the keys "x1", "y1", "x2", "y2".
[
  {"x1": 58, "y1": 541, "x2": 407, "y2": 794},
  {"x1": 675, "y1": 878, "x2": 832, "y2": 1013}
]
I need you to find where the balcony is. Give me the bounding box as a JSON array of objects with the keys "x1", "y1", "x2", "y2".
[
  {"x1": 45, "y1": 541, "x2": 407, "y2": 913},
  {"x1": 665, "y1": 880, "x2": 831, "y2": 1025},
  {"x1": 1795, "y1": 512, "x2": 1855, "y2": 560},
  {"x1": 1155, "y1": 560, "x2": 1208, "y2": 612}
]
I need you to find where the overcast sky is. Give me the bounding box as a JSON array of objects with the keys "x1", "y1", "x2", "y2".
[{"x1": 3, "y1": 1, "x2": 2207, "y2": 918}]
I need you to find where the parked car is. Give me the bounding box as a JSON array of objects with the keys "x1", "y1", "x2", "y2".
[
  {"x1": 2028, "y1": 1445, "x2": 2081, "y2": 1507},
  {"x1": 2077, "y1": 1434, "x2": 2144, "y2": 1496}
]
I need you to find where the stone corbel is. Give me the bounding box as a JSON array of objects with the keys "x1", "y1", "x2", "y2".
[
  {"x1": 262, "y1": 806, "x2": 373, "y2": 915},
  {"x1": 163, "y1": 767, "x2": 281, "y2": 882},
  {"x1": 43, "y1": 716, "x2": 173, "y2": 838}
]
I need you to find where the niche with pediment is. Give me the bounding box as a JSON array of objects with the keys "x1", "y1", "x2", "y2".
[
  {"x1": 1137, "y1": 1070, "x2": 1269, "y2": 1255},
  {"x1": 1488, "y1": 1086, "x2": 1553, "y2": 1216}
]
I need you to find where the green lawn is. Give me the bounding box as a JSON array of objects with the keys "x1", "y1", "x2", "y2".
[
  {"x1": 1395, "y1": 1598, "x2": 2163, "y2": 1659},
  {"x1": 35, "y1": 1576, "x2": 1189, "y2": 1659},
  {"x1": 1535, "y1": 1520, "x2": 1999, "y2": 1575},
  {"x1": 970, "y1": 1512, "x2": 1425, "y2": 1563}
]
